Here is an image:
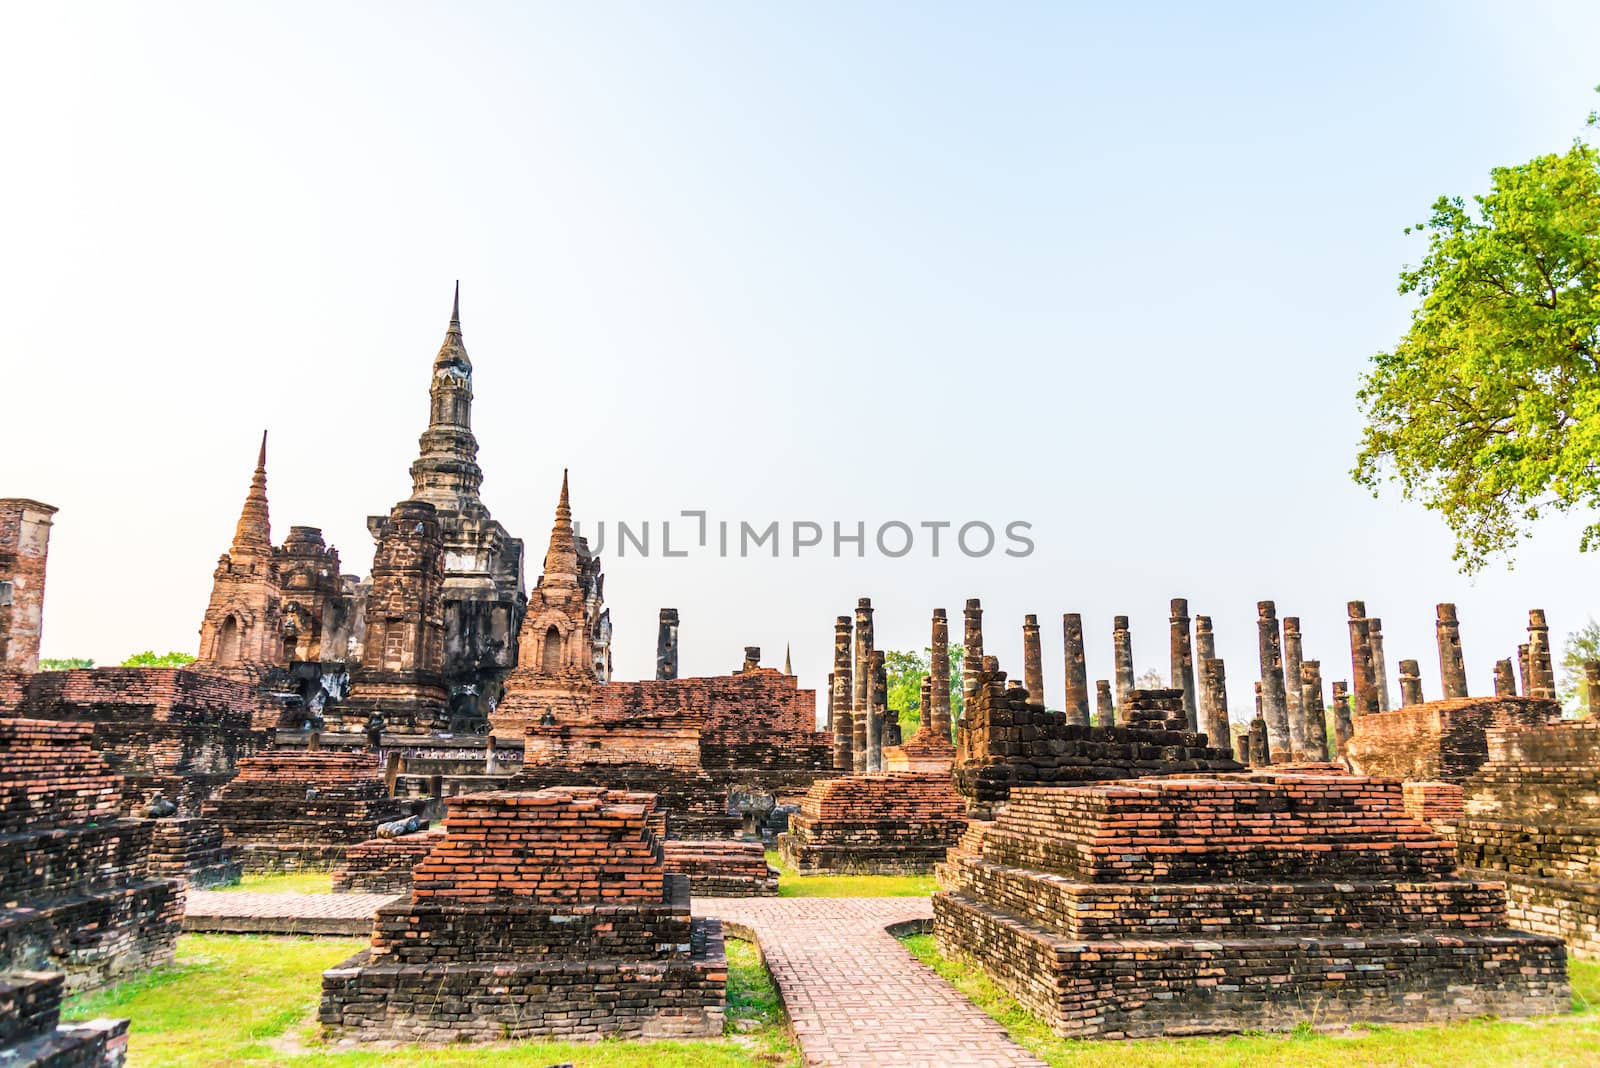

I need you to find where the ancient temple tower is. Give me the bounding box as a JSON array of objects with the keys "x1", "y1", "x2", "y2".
[
  {"x1": 194, "y1": 433, "x2": 286, "y2": 678},
  {"x1": 491, "y1": 471, "x2": 611, "y2": 740},
  {"x1": 372, "y1": 284, "x2": 527, "y2": 726},
  {"x1": 0, "y1": 497, "x2": 57, "y2": 672}
]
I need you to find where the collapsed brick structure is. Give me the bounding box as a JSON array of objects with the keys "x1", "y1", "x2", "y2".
[
  {"x1": 0, "y1": 498, "x2": 56, "y2": 674},
  {"x1": 203, "y1": 751, "x2": 418, "y2": 871},
  {"x1": 0, "y1": 719, "x2": 183, "y2": 991},
  {"x1": 146, "y1": 817, "x2": 242, "y2": 888},
  {"x1": 1457, "y1": 720, "x2": 1600, "y2": 956},
  {"x1": 320, "y1": 787, "x2": 726, "y2": 1043},
  {"x1": 778, "y1": 772, "x2": 968, "y2": 874},
  {"x1": 331, "y1": 828, "x2": 445, "y2": 894},
  {"x1": 936, "y1": 771, "x2": 1568, "y2": 1039},
  {"x1": 0, "y1": 972, "x2": 128, "y2": 1068},
  {"x1": 1346, "y1": 695, "x2": 1559, "y2": 782},
  {"x1": 954, "y1": 665, "x2": 1238, "y2": 816}
]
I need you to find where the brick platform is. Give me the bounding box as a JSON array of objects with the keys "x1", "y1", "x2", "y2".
[
  {"x1": 778, "y1": 772, "x2": 967, "y2": 875},
  {"x1": 936, "y1": 771, "x2": 1568, "y2": 1038},
  {"x1": 319, "y1": 787, "x2": 727, "y2": 1042},
  {"x1": 202, "y1": 751, "x2": 419, "y2": 871},
  {"x1": 1457, "y1": 720, "x2": 1600, "y2": 956},
  {"x1": 0, "y1": 971, "x2": 129, "y2": 1067},
  {"x1": 663, "y1": 839, "x2": 778, "y2": 896},
  {"x1": 954, "y1": 682, "x2": 1238, "y2": 815},
  {"x1": 1347, "y1": 695, "x2": 1559, "y2": 782},
  {"x1": 330, "y1": 829, "x2": 444, "y2": 894},
  {"x1": 0, "y1": 718, "x2": 184, "y2": 991},
  {"x1": 184, "y1": 891, "x2": 397, "y2": 936},
  {"x1": 147, "y1": 817, "x2": 241, "y2": 888}
]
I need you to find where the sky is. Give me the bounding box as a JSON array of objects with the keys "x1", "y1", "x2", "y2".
[{"x1": 2, "y1": 2, "x2": 1597, "y2": 723}]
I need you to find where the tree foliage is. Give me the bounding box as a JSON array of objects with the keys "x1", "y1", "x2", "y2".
[
  {"x1": 1354, "y1": 101, "x2": 1600, "y2": 571},
  {"x1": 882, "y1": 645, "x2": 964, "y2": 742},
  {"x1": 1560, "y1": 618, "x2": 1600, "y2": 716},
  {"x1": 38, "y1": 657, "x2": 94, "y2": 670},
  {"x1": 121, "y1": 650, "x2": 197, "y2": 668}
]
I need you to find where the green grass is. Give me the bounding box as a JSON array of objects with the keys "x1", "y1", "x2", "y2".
[
  {"x1": 767, "y1": 850, "x2": 936, "y2": 897},
  {"x1": 900, "y1": 932, "x2": 1600, "y2": 1067},
  {"x1": 63, "y1": 933, "x2": 799, "y2": 1067},
  {"x1": 216, "y1": 870, "x2": 336, "y2": 894}
]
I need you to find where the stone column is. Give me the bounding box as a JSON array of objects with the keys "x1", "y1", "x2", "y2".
[
  {"x1": 1248, "y1": 715, "x2": 1270, "y2": 767},
  {"x1": 929, "y1": 609, "x2": 952, "y2": 741},
  {"x1": 1282, "y1": 616, "x2": 1306, "y2": 758},
  {"x1": 1347, "y1": 602, "x2": 1380, "y2": 716},
  {"x1": 1112, "y1": 616, "x2": 1134, "y2": 723},
  {"x1": 825, "y1": 672, "x2": 834, "y2": 729},
  {"x1": 1436, "y1": 603, "x2": 1469, "y2": 699},
  {"x1": 1301, "y1": 660, "x2": 1328, "y2": 761},
  {"x1": 1062, "y1": 613, "x2": 1090, "y2": 726},
  {"x1": 655, "y1": 608, "x2": 679, "y2": 680},
  {"x1": 1022, "y1": 614, "x2": 1044, "y2": 708},
  {"x1": 1195, "y1": 616, "x2": 1216, "y2": 737},
  {"x1": 868, "y1": 648, "x2": 887, "y2": 768},
  {"x1": 1518, "y1": 644, "x2": 1531, "y2": 696},
  {"x1": 1257, "y1": 602, "x2": 1290, "y2": 754},
  {"x1": 962, "y1": 599, "x2": 984, "y2": 709},
  {"x1": 1587, "y1": 660, "x2": 1600, "y2": 720},
  {"x1": 918, "y1": 675, "x2": 933, "y2": 738},
  {"x1": 1369, "y1": 618, "x2": 1392, "y2": 712},
  {"x1": 831, "y1": 616, "x2": 853, "y2": 771},
  {"x1": 1398, "y1": 659, "x2": 1423, "y2": 707},
  {"x1": 1170, "y1": 599, "x2": 1198, "y2": 733},
  {"x1": 741, "y1": 646, "x2": 761, "y2": 673},
  {"x1": 1528, "y1": 610, "x2": 1556, "y2": 700},
  {"x1": 854, "y1": 598, "x2": 874, "y2": 771},
  {"x1": 1200, "y1": 657, "x2": 1231, "y2": 752},
  {"x1": 1094, "y1": 680, "x2": 1114, "y2": 728},
  {"x1": 1331, "y1": 681, "x2": 1353, "y2": 758},
  {"x1": 1234, "y1": 733, "x2": 1250, "y2": 764},
  {"x1": 1494, "y1": 659, "x2": 1517, "y2": 696}
]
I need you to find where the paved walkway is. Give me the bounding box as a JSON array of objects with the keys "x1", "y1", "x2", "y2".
[{"x1": 183, "y1": 891, "x2": 1044, "y2": 1067}]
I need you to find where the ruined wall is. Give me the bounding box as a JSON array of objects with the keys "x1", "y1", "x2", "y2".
[
  {"x1": 0, "y1": 499, "x2": 56, "y2": 674},
  {"x1": 1345, "y1": 696, "x2": 1559, "y2": 783}
]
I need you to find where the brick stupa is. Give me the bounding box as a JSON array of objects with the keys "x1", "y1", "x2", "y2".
[
  {"x1": 936, "y1": 770, "x2": 1568, "y2": 1038},
  {"x1": 0, "y1": 718, "x2": 184, "y2": 991},
  {"x1": 779, "y1": 773, "x2": 968, "y2": 875},
  {"x1": 320, "y1": 787, "x2": 727, "y2": 1042}
]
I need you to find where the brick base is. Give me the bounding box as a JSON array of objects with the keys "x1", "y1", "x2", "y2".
[{"x1": 1463, "y1": 867, "x2": 1600, "y2": 958}]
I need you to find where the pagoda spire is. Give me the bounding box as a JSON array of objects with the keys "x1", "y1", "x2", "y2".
[
  {"x1": 434, "y1": 279, "x2": 470, "y2": 370},
  {"x1": 784, "y1": 643, "x2": 792, "y2": 675},
  {"x1": 541, "y1": 469, "x2": 579, "y2": 587},
  {"x1": 230, "y1": 430, "x2": 272, "y2": 556}
]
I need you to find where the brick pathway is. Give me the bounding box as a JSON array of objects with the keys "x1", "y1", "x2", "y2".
[
  {"x1": 183, "y1": 891, "x2": 1044, "y2": 1066},
  {"x1": 702, "y1": 897, "x2": 1046, "y2": 1068}
]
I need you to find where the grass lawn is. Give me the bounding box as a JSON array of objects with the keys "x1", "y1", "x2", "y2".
[
  {"x1": 216, "y1": 870, "x2": 336, "y2": 894},
  {"x1": 901, "y1": 932, "x2": 1600, "y2": 1067},
  {"x1": 766, "y1": 850, "x2": 936, "y2": 897},
  {"x1": 63, "y1": 933, "x2": 798, "y2": 1068}
]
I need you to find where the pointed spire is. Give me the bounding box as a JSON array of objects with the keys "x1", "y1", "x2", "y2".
[
  {"x1": 784, "y1": 643, "x2": 792, "y2": 676},
  {"x1": 434, "y1": 280, "x2": 470, "y2": 369},
  {"x1": 541, "y1": 469, "x2": 579, "y2": 587},
  {"x1": 451, "y1": 279, "x2": 460, "y2": 325},
  {"x1": 230, "y1": 430, "x2": 272, "y2": 556}
]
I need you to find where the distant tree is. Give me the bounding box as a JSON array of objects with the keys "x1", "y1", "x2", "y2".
[
  {"x1": 1560, "y1": 618, "x2": 1600, "y2": 716},
  {"x1": 882, "y1": 645, "x2": 964, "y2": 742},
  {"x1": 1354, "y1": 96, "x2": 1600, "y2": 571},
  {"x1": 38, "y1": 657, "x2": 94, "y2": 671},
  {"x1": 121, "y1": 650, "x2": 197, "y2": 668}
]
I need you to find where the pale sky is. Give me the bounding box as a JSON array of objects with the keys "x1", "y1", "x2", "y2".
[{"x1": 2, "y1": 2, "x2": 1597, "y2": 722}]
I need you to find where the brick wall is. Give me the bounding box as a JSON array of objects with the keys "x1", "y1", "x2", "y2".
[
  {"x1": 1346, "y1": 696, "x2": 1559, "y2": 782},
  {"x1": 778, "y1": 771, "x2": 968, "y2": 875}
]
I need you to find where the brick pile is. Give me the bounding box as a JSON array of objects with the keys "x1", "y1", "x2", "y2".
[
  {"x1": 954, "y1": 680, "x2": 1238, "y2": 815},
  {"x1": 319, "y1": 787, "x2": 726, "y2": 1043},
  {"x1": 1346, "y1": 695, "x2": 1559, "y2": 782},
  {"x1": 330, "y1": 829, "x2": 444, "y2": 894},
  {"x1": 0, "y1": 971, "x2": 129, "y2": 1067},
  {"x1": 778, "y1": 772, "x2": 968, "y2": 874},
  {"x1": 146, "y1": 818, "x2": 242, "y2": 888},
  {"x1": 1457, "y1": 720, "x2": 1600, "y2": 955},
  {"x1": 0, "y1": 718, "x2": 183, "y2": 991},
  {"x1": 0, "y1": 668, "x2": 270, "y2": 814},
  {"x1": 935, "y1": 770, "x2": 1568, "y2": 1038},
  {"x1": 202, "y1": 751, "x2": 418, "y2": 871},
  {"x1": 1402, "y1": 780, "x2": 1464, "y2": 837}
]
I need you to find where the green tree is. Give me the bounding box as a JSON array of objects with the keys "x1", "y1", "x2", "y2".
[
  {"x1": 121, "y1": 650, "x2": 197, "y2": 668},
  {"x1": 38, "y1": 657, "x2": 94, "y2": 671},
  {"x1": 882, "y1": 645, "x2": 964, "y2": 742},
  {"x1": 1353, "y1": 98, "x2": 1600, "y2": 572},
  {"x1": 1560, "y1": 618, "x2": 1600, "y2": 716}
]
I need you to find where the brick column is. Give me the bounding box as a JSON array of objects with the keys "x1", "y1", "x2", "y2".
[
  {"x1": 1170, "y1": 599, "x2": 1197, "y2": 733},
  {"x1": 655, "y1": 608, "x2": 679, "y2": 681},
  {"x1": 1347, "y1": 602, "x2": 1380, "y2": 716},
  {"x1": 1398, "y1": 659, "x2": 1423, "y2": 707},
  {"x1": 918, "y1": 675, "x2": 933, "y2": 738},
  {"x1": 929, "y1": 609, "x2": 952, "y2": 740},
  {"x1": 854, "y1": 598, "x2": 874, "y2": 771},
  {"x1": 1282, "y1": 616, "x2": 1306, "y2": 758},
  {"x1": 961, "y1": 599, "x2": 983, "y2": 710},
  {"x1": 1256, "y1": 601, "x2": 1290, "y2": 754},
  {"x1": 1494, "y1": 659, "x2": 1517, "y2": 696},
  {"x1": 1300, "y1": 660, "x2": 1328, "y2": 761},
  {"x1": 1200, "y1": 657, "x2": 1231, "y2": 752},
  {"x1": 1022, "y1": 614, "x2": 1044, "y2": 709},
  {"x1": 1112, "y1": 616, "x2": 1134, "y2": 723},
  {"x1": 742, "y1": 646, "x2": 761, "y2": 673},
  {"x1": 1094, "y1": 680, "x2": 1114, "y2": 728},
  {"x1": 1331, "y1": 681, "x2": 1353, "y2": 758},
  {"x1": 1247, "y1": 715, "x2": 1270, "y2": 767},
  {"x1": 1369, "y1": 618, "x2": 1392, "y2": 712},
  {"x1": 1517, "y1": 644, "x2": 1531, "y2": 696},
  {"x1": 1527, "y1": 610, "x2": 1556, "y2": 700},
  {"x1": 831, "y1": 616, "x2": 853, "y2": 772},
  {"x1": 1195, "y1": 615, "x2": 1216, "y2": 738},
  {"x1": 869, "y1": 648, "x2": 887, "y2": 767},
  {"x1": 1436, "y1": 603, "x2": 1469, "y2": 699},
  {"x1": 1062, "y1": 613, "x2": 1090, "y2": 726}
]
